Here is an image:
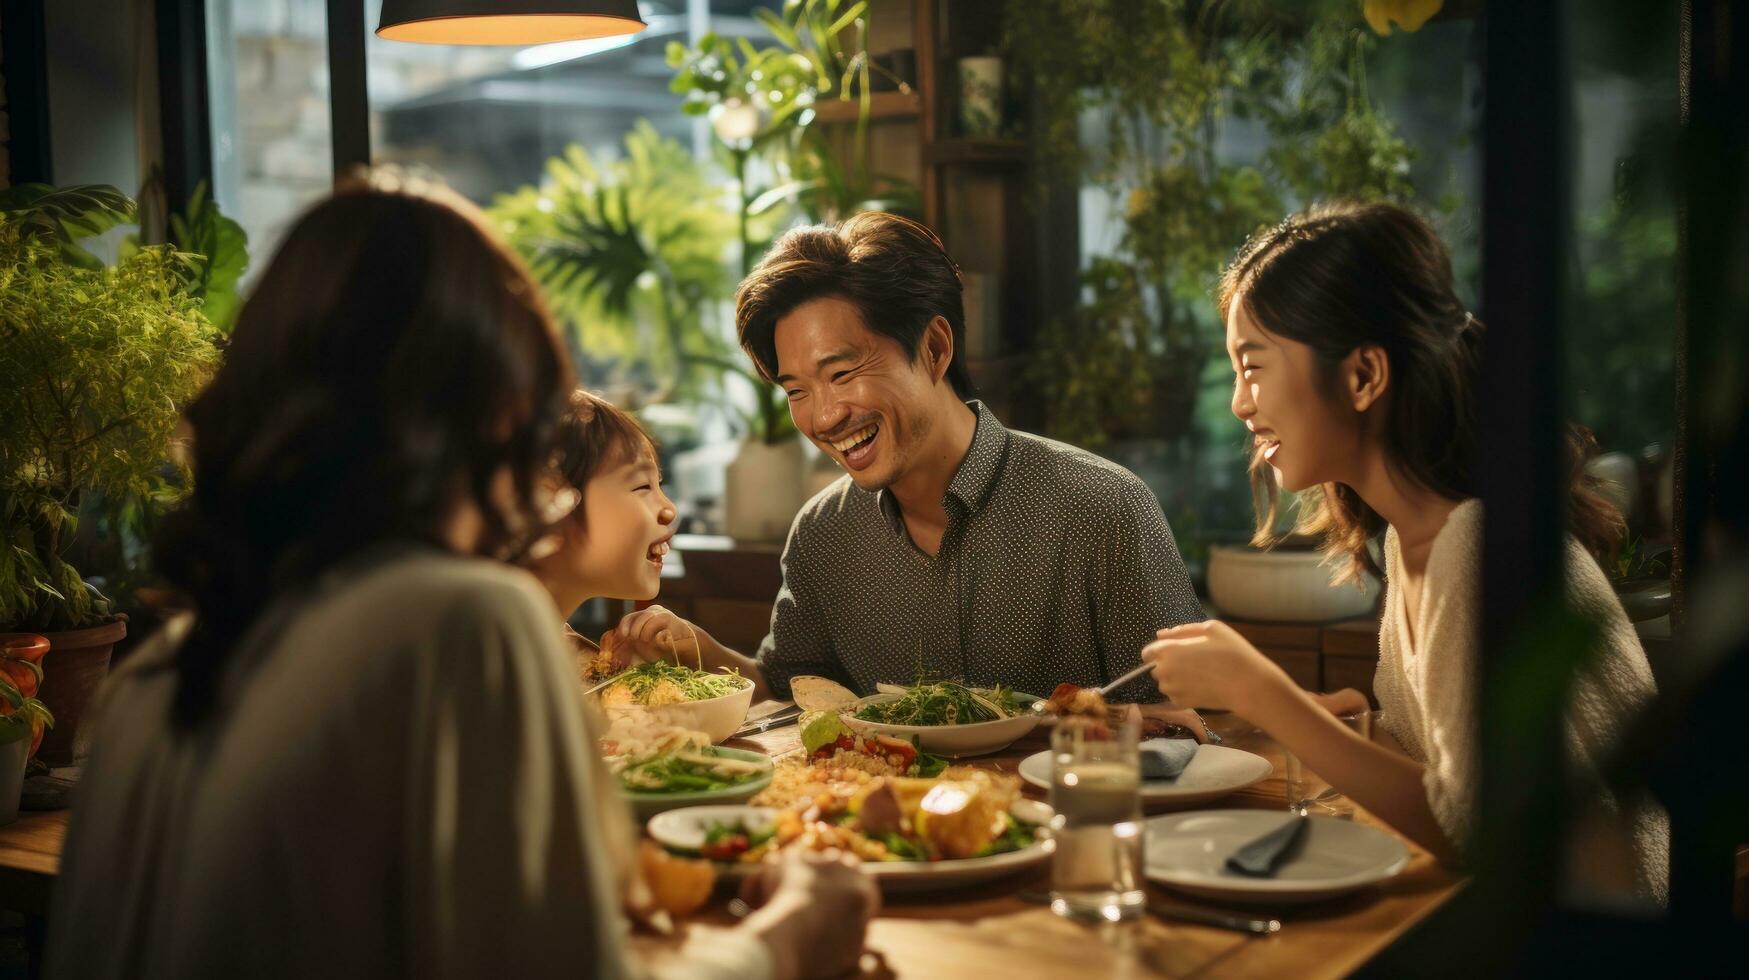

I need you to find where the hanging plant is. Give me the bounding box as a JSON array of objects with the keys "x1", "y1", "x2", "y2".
[{"x1": 1007, "y1": 2, "x2": 1432, "y2": 451}]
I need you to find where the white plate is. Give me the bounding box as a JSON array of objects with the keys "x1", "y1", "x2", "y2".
[
  {"x1": 1016, "y1": 743, "x2": 1273, "y2": 809},
  {"x1": 647, "y1": 800, "x2": 1056, "y2": 893},
  {"x1": 620, "y1": 747, "x2": 774, "y2": 821},
  {"x1": 1143, "y1": 810, "x2": 1409, "y2": 905},
  {"x1": 647, "y1": 805, "x2": 782, "y2": 852},
  {"x1": 844, "y1": 693, "x2": 1041, "y2": 757}
]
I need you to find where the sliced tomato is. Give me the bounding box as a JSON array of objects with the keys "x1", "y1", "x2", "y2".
[{"x1": 700, "y1": 834, "x2": 750, "y2": 861}]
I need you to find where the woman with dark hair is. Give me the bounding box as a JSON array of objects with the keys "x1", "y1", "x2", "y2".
[
  {"x1": 46, "y1": 172, "x2": 874, "y2": 979},
  {"x1": 1141, "y1": 201, "x2": 1667, "y2": 902}
]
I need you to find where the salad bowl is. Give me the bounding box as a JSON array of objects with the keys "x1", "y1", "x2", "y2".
[
  {"x1": 598, "y1": 666, "x2": 755, "y2": 743},
  {"x1": 845, "y1": 691, "x2": 1041, "y2": 757}
]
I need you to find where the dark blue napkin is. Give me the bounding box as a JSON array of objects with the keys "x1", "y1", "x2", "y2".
[
  {"x1": 1139, "y1": 738, "x2": 1199, "y2": 781},
  {"x1": 1224, "y1": 815, "x2": 1310, "y2": 877}
]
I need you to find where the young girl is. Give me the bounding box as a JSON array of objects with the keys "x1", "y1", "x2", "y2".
[
  {"x1": 521, "y1": 389, "x2": 684, "y2": 678},
  {"x1": 1142, "y1": 201, "x2": 1667, "y2": 902}
]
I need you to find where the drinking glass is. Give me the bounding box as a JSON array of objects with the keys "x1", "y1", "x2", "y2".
[
  {"x1": 1048, "y1": 709, "x2": 1145, "y2": 921},
  {"x1": 1284, "y1": 710, "x2": 1373, "y2": 819}
]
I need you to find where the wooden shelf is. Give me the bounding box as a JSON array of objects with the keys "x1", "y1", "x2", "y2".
[
  {"x1": 926, "y1": 138, "x2": 1030, "y2": 167},
  {"x1": 811, "y1": 90, "x2": 920, "y2": 125}
]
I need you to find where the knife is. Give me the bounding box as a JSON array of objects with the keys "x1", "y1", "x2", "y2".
[{"x1": 732, "y1": 707, "x2": 803, "y2": 739}]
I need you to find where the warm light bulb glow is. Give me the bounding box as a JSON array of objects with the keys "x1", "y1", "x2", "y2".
[
  {"x1": 377, "y1": 13, "x2": 644, "y2": 45},
  {"x1": 709, "y1": 98, "x2": 764, "y2": 146}
]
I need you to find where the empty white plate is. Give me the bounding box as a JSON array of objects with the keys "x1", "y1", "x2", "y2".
[
  {"x1": 1017, "y1": 743, "x2": 1274, "y2": 809},
  {"x1": 1143, "y1": 810, "x2": 1409, "y2": 904}
]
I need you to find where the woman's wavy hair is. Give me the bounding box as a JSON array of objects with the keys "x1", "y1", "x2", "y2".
[
  {"x1": 155, "y1": 170, "x2": 574, "y2": 726},
  {"x1": 1220, "y1": 200, "x2": 1623, "y2": 582}
]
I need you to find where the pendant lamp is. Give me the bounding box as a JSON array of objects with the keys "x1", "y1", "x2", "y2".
[{"x1": 377, "y1": 0, "x2": 645, "y2": 45}]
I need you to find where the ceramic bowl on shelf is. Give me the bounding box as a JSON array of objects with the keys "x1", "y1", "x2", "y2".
[{"x1": 1206, "y1": 545, "x2": 1380, "y2": 623}]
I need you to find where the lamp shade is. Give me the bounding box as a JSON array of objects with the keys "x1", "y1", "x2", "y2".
[{"x1": 377, "y1": 0, "x2": 645, "y2": 45}]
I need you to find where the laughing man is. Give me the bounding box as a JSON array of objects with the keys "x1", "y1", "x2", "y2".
[{"x1": 612, "y1": 212, "x2": 1205, "y2": 705}]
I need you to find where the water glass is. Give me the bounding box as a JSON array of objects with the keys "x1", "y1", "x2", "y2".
[
  {"x1": 1048, "y1": 709, "x2": 1145, "y2": 922},
  {"x1": 1285, "y1": 710, "x2": 1373, "y2": 819}
]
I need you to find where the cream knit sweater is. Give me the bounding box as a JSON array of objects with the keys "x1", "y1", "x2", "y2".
[{"x1": 1372, "y1": 500, "x2": 1669, "y2": 903}]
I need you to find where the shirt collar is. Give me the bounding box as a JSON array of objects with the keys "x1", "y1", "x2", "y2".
[{"x1": 876, "y1": 400, "x2": 1009, "y2": 532}]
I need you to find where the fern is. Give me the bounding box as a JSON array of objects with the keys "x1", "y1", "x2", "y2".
[{"x1": 0, "y1": 203, "x2": 221, "y2": 631}]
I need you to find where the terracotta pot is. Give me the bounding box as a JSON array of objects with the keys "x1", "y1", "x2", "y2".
[
  {"x1": 36, "y1": 617, "x2": 127, "y2": 767},
  {"x1": 0, "y1": 634, "x2": 50, "y2": 700},
  {"x1": 0, "y1": 634, "x2": 51, "y2": 758}
]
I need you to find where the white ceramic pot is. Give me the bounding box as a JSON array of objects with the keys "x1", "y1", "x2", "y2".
[
  {"x1": 724, "y1": 437, "x2": 806, "y2": 542},
  {"x1": 1206, "y1": 545, "x2": 1381, "y2": 623},
  {"x1": 804, "y1": 451, "x2": 845, "y2": 501}
]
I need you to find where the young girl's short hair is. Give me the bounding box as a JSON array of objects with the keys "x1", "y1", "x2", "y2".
[{"x1": 551, "y1": 389, "x2": 658, "y2": 529}]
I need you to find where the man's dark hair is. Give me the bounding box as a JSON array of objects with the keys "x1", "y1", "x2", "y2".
[{"x1": 734, "y1": 211, "x2": 976, "y2": 398}]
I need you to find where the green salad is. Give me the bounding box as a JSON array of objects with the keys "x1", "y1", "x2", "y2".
[
  {"x1": 853, "y1": 680, "x2": 1027, "y2": 726},
  {"x1": 616, "y1": 748, "x2": 767, "y2": 794},
  {"x1": 600, "y1": 660, "x2": 747, "y2": 706}
]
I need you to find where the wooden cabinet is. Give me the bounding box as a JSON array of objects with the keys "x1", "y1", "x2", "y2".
[
  {"x1": 1227, "y1": 621, "x2": 1324, "y2": 692},
  {"x1": 1228, "y1": 616, "x2": 1383, "y2": 703}
]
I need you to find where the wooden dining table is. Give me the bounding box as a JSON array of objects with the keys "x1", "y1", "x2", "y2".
[
  {"x1": 0, "y1": 706, "x2": 1464, "y2": 977},
  {"x1": 638, "y1": 705, "x2": 1466, "y2": 978}
]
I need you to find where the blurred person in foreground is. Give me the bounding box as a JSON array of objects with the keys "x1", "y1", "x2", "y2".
[{"x1": 46, "y1": 172, "x2": 874, "y2": 980}]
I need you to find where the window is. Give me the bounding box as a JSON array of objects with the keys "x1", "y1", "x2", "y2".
[{"x1": 207, "y1": 0, "x2": 335, "y2": 282}]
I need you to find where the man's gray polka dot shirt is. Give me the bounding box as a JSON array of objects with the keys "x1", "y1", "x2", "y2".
[{"x1": 755, "y1": 401, "x2": 1205, "y2": 703}]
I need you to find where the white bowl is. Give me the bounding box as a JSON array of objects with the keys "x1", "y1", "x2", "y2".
[
  {"x1": 1206, "y1": 545, "x2": 1380, "y2": 623},
  {"x1": 602, "y1": 678, "x2": 755, "y2": 744},
  {"x1": 843, "y1": 693, "x2": 1040, "y2": 757}
]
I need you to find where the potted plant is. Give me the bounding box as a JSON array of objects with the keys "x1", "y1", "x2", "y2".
[
  {"x1": 1205, "y1": 490, "x2": 1383, "y2": 624},
  {"x1": 1608, "y1": 534, "x2": 1672, "y2": 625},
  {"x1": 0, "y1": 635, "x2": 54, "y2": 822},
  {"x1": 666, "y1": 0, "x2": 918, "y2": 539},
  {"x1": 0, "y1": 184, "x2": 222, "y2": 765}
]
